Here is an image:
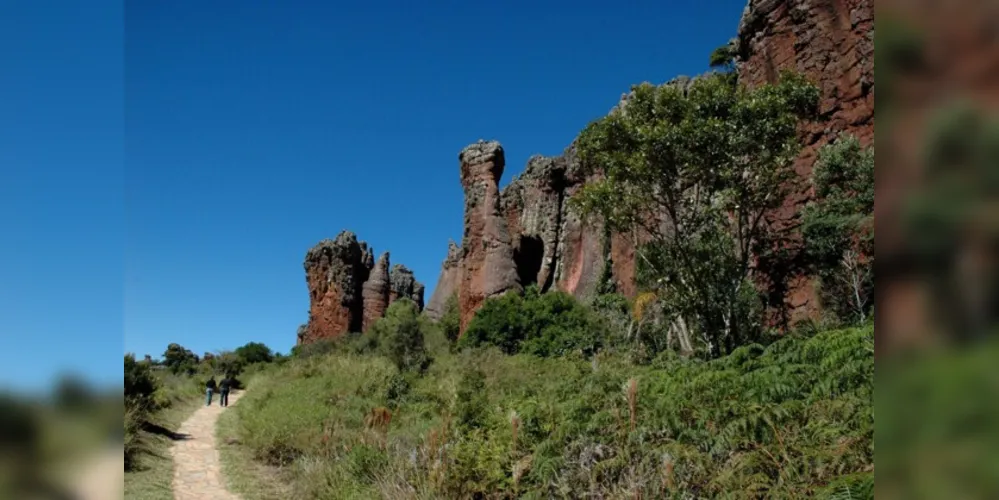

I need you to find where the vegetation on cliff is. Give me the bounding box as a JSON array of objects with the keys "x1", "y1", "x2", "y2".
[{"x1": 573, "y1": 70, "x2": 821, "y2": 357}]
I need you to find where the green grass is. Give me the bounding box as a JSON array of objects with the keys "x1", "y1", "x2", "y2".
[
  {"x1": 217, "y1": 370, "x2": 294, "y2": 500},
  {"x1": 123, "y1": 372, "x2": 204, "y2": 500},
  {"x1": 217, "y1": 325, "x2": 874, "y2": 499}
]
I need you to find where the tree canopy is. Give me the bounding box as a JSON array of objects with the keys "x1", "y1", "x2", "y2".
[{"x1": 573, "y1": 71, "x2": 820, "y2": 357}]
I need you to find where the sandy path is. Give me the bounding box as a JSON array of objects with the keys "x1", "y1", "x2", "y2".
[{"x1": 169, "y1": 390, "x2": 245, "y2": 500}]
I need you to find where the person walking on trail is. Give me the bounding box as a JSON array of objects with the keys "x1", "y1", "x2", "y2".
[
  {"x1": 206, "y1": 376, "x2": 218, "y2": 406},
  {"x1": 218, "y1": 374, "x2": 232, "y2": 407}
]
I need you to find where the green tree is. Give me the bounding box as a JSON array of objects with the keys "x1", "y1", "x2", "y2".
[
  {"x1": 211, "y1": 350, "x2": 245, "y2": 378},
  {"x1": 802, "y1": 134, "x2": 874, "y2": 324},
  {"x1": 709, "y1": 40, "x2": 737, "y2": 72},
  {"x1": 162, "y1": 343, "x2": 199, "y2": 375},
  {"x1": 124, "y1": 353, "x2": 158, "y2": 403},
  {"x1": 573, "y1": 71, "x2": 819, "y2": 357},
  {"x1": 234, "y1": 341, "x2": 274, "y2": 365},
  {"x1": 439, "y1": 294, "x2": 462, "y2": 346},
  {"x1": 459, "y1": 286, "x2": 607, "y2": 357},
  {"x1": 371, "y1": 298, "x2": 432, "y2": 373}
]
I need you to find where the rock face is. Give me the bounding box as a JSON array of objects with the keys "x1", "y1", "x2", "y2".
[
  {"x1": 301, "y1": 231, "x2": 424, "y2": 343},
  {"x1": 425, "y1": 240, "x2": 461, "y2": 319},
  {"x1": 389, "y1": 263, "x2": 425, "y2": 310},
  {"x1": 457, "y1": 141, "x2": 523, "y2": 330},
  {"x1": 735, "y1": 0, "x2": 874, "y2": 323},
  {"x1": 426, "y1": 138, "x2": 632, "y2": 334},
  {"x1": 361, "y1": 252, "x2": 390, "y2": 332},
  {"x1": 428, "y1": 0, "x2": 873, "y2": 335}
]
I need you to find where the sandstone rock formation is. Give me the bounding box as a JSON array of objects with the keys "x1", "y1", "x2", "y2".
[
  {"x1": 429, "y1": 0, "x2": 873, "y2": 335},
  {"x1": 457, "y1": 141, "x2": 523, "y2": 330},
  {"x1": 361, "y1": 252, "x2": 390, "y2": 332},
  {"x1": 735, "y1": 0, "x2": 874, "y2": 323},
  {"x1": 389, "y1": 263, "x2": 425, "y2": 310},
  {"x1": 425, "y1": 240, "x2": 461, "y2": 319},
  {"x1": 301, "y1": 231, "x2": 424, "y2": 344}
]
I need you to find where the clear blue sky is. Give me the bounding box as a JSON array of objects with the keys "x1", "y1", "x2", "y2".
[{"x1": 2, "y1": 1, "x2": 746, "y2": 389}]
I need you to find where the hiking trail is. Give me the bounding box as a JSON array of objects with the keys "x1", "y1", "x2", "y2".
[{"x1": 169, "y1": 390, "x2": 244, "y2": 500}]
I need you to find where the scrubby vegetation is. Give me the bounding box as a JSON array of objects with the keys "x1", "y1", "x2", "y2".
[
  {"x1": 224, "y1": 316, "x2": 873, "y2": 498},
  {"x1": 459, "y1": 285, "x2": 609, "y2": 358}
]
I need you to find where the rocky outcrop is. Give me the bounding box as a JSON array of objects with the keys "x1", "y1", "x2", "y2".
[
  {"x1": 427, "y1": 138, "x2": 633, "y2": 335},
  {"x1": 301, "y1": 231, "x2": 424, "y2": 343},
  {"x1": 457, "y1": 141, "x2": 523, "y2": 330},
  {"x1": 361, "y1": 252, "x2": 390, "y2": 332},
  {"x1": 425, "y1": 240, "x2": 461, "y2": 320},
  {"x1": 389, "y1": 264, "x2": 425, "y2": 310},
  {"x1": 735, "y1": 0, "x2": 874, "y2": 323}
]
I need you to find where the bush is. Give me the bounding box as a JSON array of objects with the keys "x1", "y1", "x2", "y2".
[
  {"x1": 124, "y1": 354, "x2": 157, "y2": 404},
  {"x1": 162, "y1": 343, "x2": 199, "y2": 375},
  {"x1": 439, "y1": 294, "x2": 461, "y2": 346},
  {"x1": 369, "y1": 298, "x2": 433, "y2": 374},
  {"x1": 234, "y1": 341, "x2": 274, "y2": 365},
  {"x1": 455, "y1": 366, "x2": 489, "y2": 431},
  {"x1": 459, "y1": 286, "x2": 608, "y2": 358},
  {"x1": 227, "y1": 324, "x2": 872, "y2": 498}
]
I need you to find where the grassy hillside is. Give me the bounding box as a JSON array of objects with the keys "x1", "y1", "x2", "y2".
[{"x1": 221, "y1": 322, "x2": 873, "y2": 499}]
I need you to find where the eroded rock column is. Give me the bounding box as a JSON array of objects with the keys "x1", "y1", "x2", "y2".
[
  {"x1": 458, "y1": 140, "x2": 521, "y2": 332},
  {"x1": 302, "y1": 231, "x2": 370, "y2": 342},
  {"x1": 361, "y1": 252, "x2": 391, "y2": 332}
]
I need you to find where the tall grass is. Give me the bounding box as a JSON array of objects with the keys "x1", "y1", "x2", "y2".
[{"x1": 222, "y1": 325, "x2": 873, "y2": 498}]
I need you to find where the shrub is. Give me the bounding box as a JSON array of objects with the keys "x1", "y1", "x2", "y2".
[
  {"x1": 439, "y1": 294, "x2": 462, "y2": 346},
  {"x1": 124, "y1": 353, "x2": 157, "y2": 404},
  {"x1": 162, "y1": 343, "x2": 199, "y2": 375},
  {"x1": 459, "y1": 286, "x2": 608, "y2": 357},
  {"x1": 455, "y1": 367, "x2": 489, "y2": 431},
  {"x1": 802, "y1": 134, "x2": 874, "y2": 326},
  {"x1": 369, "y1": 298, "x2": 432, "y2": 373},
  {"x1": 234, "y1": 341, "x2": 274, "y2": 365}
]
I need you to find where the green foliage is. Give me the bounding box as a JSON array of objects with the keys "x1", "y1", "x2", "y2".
[
  {"x1": 162, "y1": 343, "x2": 199, "y2": 375},
  {"x1": 803, "y1": 134, "x2": 875, "y2": 325},
  {"x1": 370, "y1": 298, "x2": 433, "y2": 374},
  {"x1": 226, "y1": 324, "x2": 872, "y2": 498},
  {"x1": 124, "y1": 353, "x2": 158, "y2": 404},
  {"x1": 439, "y1": 294, "x2": 462, "y2": 346},
  {"x1": 208, "y1": 350, "x2": 245, "y2": 379},
  {"x1": 709, "y1": 41, "x2": 736, "y2": 71},
  {"x1": 459, "y1": 286, "x2": 609, "y2": 357},
  {"x1": 455, "y1": 366, "x2": 489, "y2": 431},
  {"x1": 234, "y1": 341, "x2": 274, "y2": 365},
  {"x1": 573, "y1": 71, "x2": 820, "y2": 357}
]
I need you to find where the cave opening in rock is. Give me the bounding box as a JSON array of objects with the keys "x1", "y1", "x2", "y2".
[{"x1": 515, "y1": 235, "x2": 545, "y2": 289}]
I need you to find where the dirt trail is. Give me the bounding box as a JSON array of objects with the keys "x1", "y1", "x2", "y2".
[{"x1": 169, "y1": 390, "x2": 245, "y2": 500}]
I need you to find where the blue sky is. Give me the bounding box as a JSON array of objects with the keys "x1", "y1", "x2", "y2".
[{"x1": 2, "y1": 1, "x2": 745, "y2": 389}]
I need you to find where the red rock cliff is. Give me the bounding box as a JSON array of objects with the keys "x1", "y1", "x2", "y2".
[
  {"x1": 428, "y1": 0, "x2": 873, "y2": 334},
  {"x1": 735, "y1": 0, "x2": 874, "y2": 323}
]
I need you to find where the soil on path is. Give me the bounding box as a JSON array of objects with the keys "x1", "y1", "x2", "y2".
[{"x1": 169, "y1": 390, "x2": 245, "y2": 500}]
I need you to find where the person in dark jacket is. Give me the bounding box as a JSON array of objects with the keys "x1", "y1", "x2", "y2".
[
  {"x1": 218, "y1": 374, "x2": 232, "y2": 407},
  {"x1": 206, "y1": 376, "x2": 217, "y2": 406}
]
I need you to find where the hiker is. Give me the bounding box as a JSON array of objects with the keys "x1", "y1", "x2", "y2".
[
  {"x1": 218, "y1": 374, "x2": 232, "y2": 407},
  {"x1": 205, "y1": 376, "x2": 217, "y2": 406}
]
